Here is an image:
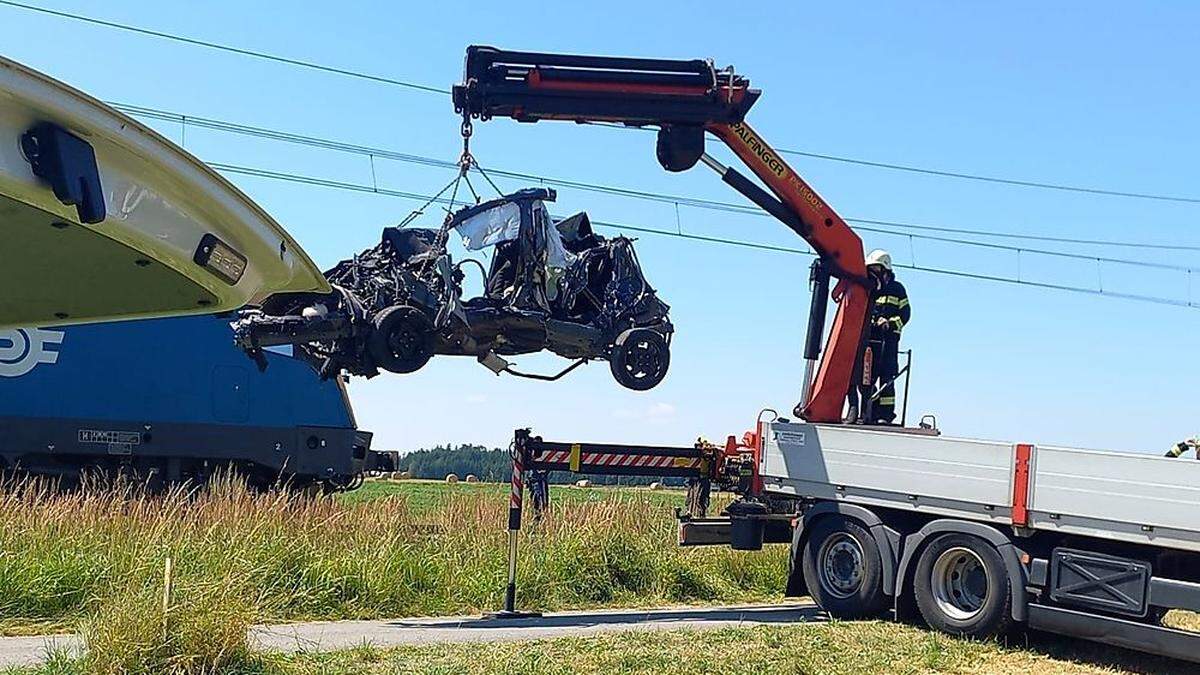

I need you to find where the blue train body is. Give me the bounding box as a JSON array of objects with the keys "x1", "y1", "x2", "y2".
[{"x1": 0, "y1": 314, "x2": 381, "y2": 488}]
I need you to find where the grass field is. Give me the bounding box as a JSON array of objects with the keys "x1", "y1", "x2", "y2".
[
  {"x1": 0, "y1": 478, "x2": 1193, "y2": 674},
  {"x1": 0, "y1": 477, "x2": 780, "y2": 672},
  {"x1": 337, "y1": 478, "x2": 688, "y2": 511},
  {"x1": 265, "y1": 622, "x2": 1194, "y2": 675}
]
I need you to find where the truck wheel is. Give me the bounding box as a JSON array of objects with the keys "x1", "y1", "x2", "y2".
[
  {"x1": 801, "y1": 516, "x2": 888, "y2": 619},
  {"x1": 913, "y1": 534, "x2": 1012, "y2": 639},
  {"x1": 609, "y1": 328, "x2": 670, "y2": 391},
  {"x1": 369, "y1": 306, "x2": 434, "y2": 374}
]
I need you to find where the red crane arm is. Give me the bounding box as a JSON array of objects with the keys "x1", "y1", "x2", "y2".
[
  {"x1": 453, "y1": 46, "x2": 869, "y2": 423},
  {"x1": 705, "y1": 122, "x2": 868, "y2": 423}
]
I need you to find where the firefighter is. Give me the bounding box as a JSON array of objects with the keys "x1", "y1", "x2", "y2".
[
  {"x1": 1165, "y1": 437, "x2": 1199, "y2": 459},
  {"x1": 863, "y1": 249, "x2": 910, "y2": 424}
]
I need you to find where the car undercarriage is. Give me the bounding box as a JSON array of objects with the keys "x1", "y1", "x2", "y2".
[{"x1": 233, "y1": 189, "x2": 673, "y2": 390}]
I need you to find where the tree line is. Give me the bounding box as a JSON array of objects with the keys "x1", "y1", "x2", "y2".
[{"x1": 396, "y1": 444, "x2": 683, "y2": 486}]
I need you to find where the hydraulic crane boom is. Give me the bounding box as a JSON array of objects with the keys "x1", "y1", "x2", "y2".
[{"x1": 453, "y1": 46, "x2": 869, "y2": 423}]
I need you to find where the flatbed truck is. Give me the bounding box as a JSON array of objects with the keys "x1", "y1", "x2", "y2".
[
  {"x1": 510, "y1": 421, "x2": 1200, "y2": 663},
  {"x1": 447, "y1": 46, "x2": 1200, "y2": 662}
]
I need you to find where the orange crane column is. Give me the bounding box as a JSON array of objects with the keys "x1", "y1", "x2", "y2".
[{"x1": 707, "y1": 122, "x2": 870, "y2": 423}]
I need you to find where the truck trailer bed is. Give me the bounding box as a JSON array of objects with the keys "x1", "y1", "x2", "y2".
[{"x1": 760, "y1": 422, "x2": 1200, "y2": 554}]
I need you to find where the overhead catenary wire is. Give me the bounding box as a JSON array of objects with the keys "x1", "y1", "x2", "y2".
[
  {"x1": 209, "y1": 162, "x2": 817, "y2": 258},
  {"x1": 118, "y1": 103, "x2": 1200, "y2": 272},
  {"x1": 209, "y1": 161, "x2": 1198, "y2": 310},
  {"x1": 772, "y1": 148, "x2": 1200, "y2": 206},
  {"x1": 6, "y1": 1, "x2": 1200, "y2": 208},
  {"x1": 112, "y1": 103, "x2": 763, "y2": 214},
  {"x1": 845, "y1": 217, "x2": 1200, "y2": 252},
  {"x1": 0, "y1": 0, "x2": 449, "y2": 94},
  {"x1": 112, "y1": 104, "x2": 1200, "y2": 254}
]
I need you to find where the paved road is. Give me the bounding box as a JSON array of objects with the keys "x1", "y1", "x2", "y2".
[
  {"x1": 0, "y1": 634, "x2": 81, "y2": 669},
  {"x1": 0, "y1": 602, "x2": 820, "y2": 667}
]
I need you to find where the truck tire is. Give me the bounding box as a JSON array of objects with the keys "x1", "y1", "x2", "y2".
[
  {"x1": 913, "y1": 534, "x2": 1012, "y2": 639},
  {"x1": 801, "y1": 516, "x2": 888, "y2": 619}
]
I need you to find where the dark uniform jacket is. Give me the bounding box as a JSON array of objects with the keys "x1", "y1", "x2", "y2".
[{"x1": 872, "y1": 276, "x2": 911, "y2": 338}]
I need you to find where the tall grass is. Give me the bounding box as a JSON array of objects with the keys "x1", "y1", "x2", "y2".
[{"x1": 0, "y1": 476, "x2": 785, "y2": 639}]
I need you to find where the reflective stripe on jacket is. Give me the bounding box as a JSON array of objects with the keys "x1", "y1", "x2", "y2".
[{"x1": 873, "y1": 277, "x2": 911, "y2": 333}]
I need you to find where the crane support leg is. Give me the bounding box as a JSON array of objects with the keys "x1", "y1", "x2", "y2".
[{"x1": 487, "y1": 429, "x2": 542, "y2": 619}]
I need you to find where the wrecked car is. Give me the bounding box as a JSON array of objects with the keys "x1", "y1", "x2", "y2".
[{"x1": 233, "y1": 188, "x2": 673, "y2": 390}]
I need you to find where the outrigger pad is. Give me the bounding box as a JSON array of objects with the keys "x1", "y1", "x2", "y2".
[{"x1": 232, "y1": 188, "x2": 673, "y2": 390}]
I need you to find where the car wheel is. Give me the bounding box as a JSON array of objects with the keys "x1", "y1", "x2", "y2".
[
  {"x1": 368, "y1": 306, "x2": 434, "y2": 374},
  {"x1": 801, "y1": 516, "x2": 889, "y2": 619},
  {"x1": 913, "y1": 534, "x2": 1013, "y2": 639},
  {"x1": 609, "y1": 328, "x2": 670, "y2": 390}
]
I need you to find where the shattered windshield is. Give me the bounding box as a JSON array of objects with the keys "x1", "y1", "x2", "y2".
[
  {"x1": 454, "y1": 201, "x2": 522, "y2": 250},
  {"x1": 452, "y1": 197, "x2": 575, "y2": 274}
]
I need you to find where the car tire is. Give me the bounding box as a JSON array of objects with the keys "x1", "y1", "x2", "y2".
[
  {"x1": 368, "y1": 306, "x2": 434, "y2": 374},
  {"x1": 913, "y1": 534, "x2": 1013, "y2": 639},
  {"x1": 609, "y1": 328, "x2": 670, "y2": 391},
  {"x1": 801, "y1": 516, "x2": 889, "y2": 619}
]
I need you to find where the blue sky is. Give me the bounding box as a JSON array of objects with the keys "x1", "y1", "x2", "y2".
[{"x1": 6, "y1": 1, "x2": 1199, "y2": 453}]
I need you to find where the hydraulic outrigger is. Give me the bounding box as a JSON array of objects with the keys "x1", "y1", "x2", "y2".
[{"x1": 453, "y1": 46, "x2": 870, "y2": 424}]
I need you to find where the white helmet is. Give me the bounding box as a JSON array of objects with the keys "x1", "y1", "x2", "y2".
[{"x1": 865, "y1": 249, "x2": 893, "y2": 271}]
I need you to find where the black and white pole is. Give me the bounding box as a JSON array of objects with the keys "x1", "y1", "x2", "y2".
[{"x1": 489, "y1": 429, "x2": 542, "y2": 619}]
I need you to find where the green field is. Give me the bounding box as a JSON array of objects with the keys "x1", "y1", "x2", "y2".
[
  {"x1": 0, "y1": 478, "x2": 1191, "y2": 674},
  {"x1": 338, "y1": 478, "x2": 689, "y2": 511},
  {"x1": 264, "y1": 622, "x2": 1191, "y2": 675},
  {"x1": 0, "y1": 477, "x2": 780, "y2": 673}
]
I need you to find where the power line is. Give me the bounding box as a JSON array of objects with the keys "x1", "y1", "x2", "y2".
[
  {"x1": 851, "y1": 225, "x2": 1192, "y2": 273},
  {"x1": 9, "y1": 1, "x2": 1199, "y2": 207},
  {"x1": 209, "y1": 162, "x2": 814, "y2": 258},
  {"x1": 849, "y1": 217, "x2": 1200, "y2": 252},
  {"x1": 0, "y1": 0, "x2": 448, "y2": 94},
  {"x1": 112, "y1": 104, "x2": 747, "y2": 212},
  {"x1": 774, "y1": 148, "x2": 1200, "y2": 206},
  {"x1": 210, "y1": 161, "x2": 1197, "y2": 310},
  {"x1": 116, "y1": 103, "x2": 1200, "y2": 270},
  {"x1": 586, "y1": 121, "x2": 1200, "y2": 207}
]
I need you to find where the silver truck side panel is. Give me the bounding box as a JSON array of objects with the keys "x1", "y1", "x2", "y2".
[
  {"x1": 1028, "y1": 445, "x2": 1200, "y2": 552},
  {"x1": 760, "y1": 422, "x2": 1014, "y2": 523},
  {"x1": 760, "y1": 422, "x2": 1200, "y2": 554}
]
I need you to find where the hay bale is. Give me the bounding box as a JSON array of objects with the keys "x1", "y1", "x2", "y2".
[
  {"x1": 399, "y1": 470, "x2": 411, "y2": 480},
  {"x1": 649, "y1": 481, "x2": 663, "y2": 491},
  {"x1": 465, "y1": 474, "x2": 479, "y2": 483},
  {"x1": 445, "y1": 473, "x2": 459, "y2": 484},
  {"x1": 574, "y1": 479, "x2": 591, "y2": 488}
]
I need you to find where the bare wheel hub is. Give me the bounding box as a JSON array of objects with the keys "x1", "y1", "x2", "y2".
[
  {"x1": 931, "y1": 546, "x2": 989, "y2": 620},
  {"x1": 819, "y1": 533, "x2": 865, "y2": 598},
  {"x1": 387, "y1": 323, "x2": 423, "y2": 359}
]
